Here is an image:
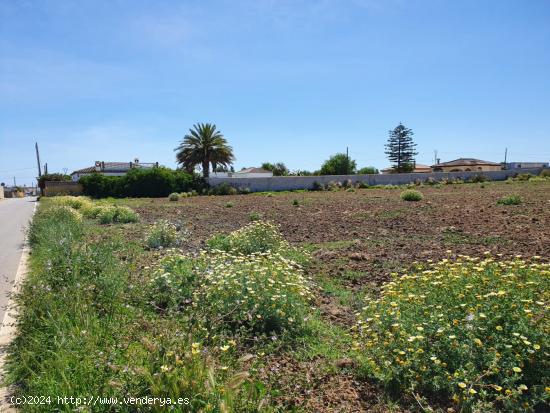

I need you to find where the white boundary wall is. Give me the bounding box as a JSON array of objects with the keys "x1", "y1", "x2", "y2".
[{"x1": 208, "y1": 168, "x2": 545, "y2": 192}]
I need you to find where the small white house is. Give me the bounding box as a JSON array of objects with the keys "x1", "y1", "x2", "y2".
[
  {"x1": 212, "y1": 167, "x2": 273, "y2": 178},
  {"x1": 71, "y1": 159, "x2": 158, "y2": 182}
]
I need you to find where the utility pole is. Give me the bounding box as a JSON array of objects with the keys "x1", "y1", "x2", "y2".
[
  {"x1": 44, "y1": 163, "x2": 48, "y2": 175},
  {"x1": 504, "y1": 147, "x2": 508, "y2": 168},
  {"x1": 346, "y1": 146, "x2": 349, "y2": 175},
  {"x1": 35, "y1": 142, "x2": 42, "y2": 177},
  {"x1": 13, "y1": 176, "x2": 16, "y2": 187},
  {"x1": 434, "y1": 150, "x2": 438, "y2": 165}
]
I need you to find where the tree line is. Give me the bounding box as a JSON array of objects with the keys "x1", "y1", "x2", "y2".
[{"x1": 174, "y1": 122, "x2": 417, "y2": 177}]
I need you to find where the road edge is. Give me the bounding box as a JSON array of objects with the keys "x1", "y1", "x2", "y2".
[{"x1": 0, "y1": 201, "x2": 36, "y2": 412}]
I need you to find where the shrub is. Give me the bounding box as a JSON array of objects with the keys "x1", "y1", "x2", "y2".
[
  {"x1": 149, "y1": 255, "x2": 197, "y2": 311},
  {"x1": 225, "y1": 201, "x2": 234, "y2": 208},
  {"x1": 79, "y1": 168, "x2": 200, "y2": 198},
  {"x1": 400, "y1": 189, "x2": 423, "y2": 201},
  {"x1": 193, "y1": 251, "x2": 314, "y2": 336},
  {"x1": 320, "y1": 153, "x2": 357, "y2": 175},
  {"x1": 311, "y1": 181, "x2": 323, "y2": 191},
  {"x1": 249, "y1": 212, "x2": 262, "y2": 221},
  {"x1": 539, "y1": 169, "x2": 550, "y2": 178},
  {"x1": 209, "y1": 183, "x2": 238, "y2": 196},
  {"x1": 146, "y1": 220, "x2": 180, "y2": 249},
  {"x1": 346, "y1": 187, "x2": 356, "y2": 193},
  {"x1": 358, "y1": 166, "x2": 379, "y2": 175},
  {"x1": 326, "y1": 181, "x2": 341, "y2": 191},
  {"x1": 342, "y1": 179, "x2": 353, "y2": 189},
  {"x1": 353, "y1": 256, "x2": 549, "y2": 412},
  {"x1": 168, "y1": 192, "x2": 179, "y2": 201},
  {"x1": 115, "y1": 206, "x2": 139, "y2": 223},
  {"x1": 292, "y1": 199, "x2": 299, "y2": 206},
  {"x1": 469, "y1": 174, "x2": 489, "y2": 183},
  {"x1": 98, "y1": 205, "x2": 139, "y2": 224},
  {"x1": 515, "y1": 173, "x2": 532, "y2": 181},
  {"x1": 206, "y1": 221, "x2": 306, "y2": 264},
  {"x1": 497, "y1": 194, "x2": 522, "y2": 205}
]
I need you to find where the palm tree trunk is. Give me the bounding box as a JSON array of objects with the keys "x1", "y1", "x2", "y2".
[{"x1": 202, "y1": 160, "x2": 210, "y2": 178}]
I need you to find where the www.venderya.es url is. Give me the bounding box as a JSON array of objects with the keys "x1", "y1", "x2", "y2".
[{"x1": 10, "y1": 395, "x2": 191, "y2": 407}]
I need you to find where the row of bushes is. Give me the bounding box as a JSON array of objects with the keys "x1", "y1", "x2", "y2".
[
  {"x1": 48, "y1": 196, "x2": 139, "y2": 224},
  {"x1": 79, "y1": 167, "x2": 205, "y2": 198}
]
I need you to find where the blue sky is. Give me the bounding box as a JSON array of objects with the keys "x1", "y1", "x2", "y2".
[{"x1": 1, "y1": 0, "x2": 549, "y2": 186}]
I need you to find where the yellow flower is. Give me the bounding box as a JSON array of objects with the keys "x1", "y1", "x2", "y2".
[
  {"x1": 533, "y1": 344, "x2": 541, "y2": 350},
  {"x1": 458, "y1": 382, "x2": 467, "y2": 389},
  {"x1": 496, "y1": 325, "x2": 503, "y2": 331},
  {"x1": 493, "y1": 385, "x2": 502, "y2": 392},
  {"x1": 220, "y1": 345, "x2": 230, "y2": 352},
  {"x1": 468, "y1": 388, "x2": 477, "y2": 395},
  {"x1": 512, "y1": 367, "x2": 522, "y2": 373}
]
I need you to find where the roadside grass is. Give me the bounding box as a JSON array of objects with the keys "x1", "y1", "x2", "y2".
[{"x1": 5, "y1": 201, "x2": 279, "y2": 412}]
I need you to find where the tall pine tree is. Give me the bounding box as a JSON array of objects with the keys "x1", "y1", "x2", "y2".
[{"x1": 385, "y1": 123, "x2": 418, "y2": 173}]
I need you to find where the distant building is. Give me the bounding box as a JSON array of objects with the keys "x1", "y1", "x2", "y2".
[
  {"x1": 71, "y1": 159, "x2": 158, "y2": 182},
  {"x1": 505, "y1": 162, "x2": 548, "y2": 170},
  {"x1": 212, "y1": 167, "x2": 273, "y2": 178},
  {"x1": 431, "y1": 158, "x2": 502, "y2": 172},
  {"x1": 381, "y1": 163, "x2": 433, "y2": 174}
]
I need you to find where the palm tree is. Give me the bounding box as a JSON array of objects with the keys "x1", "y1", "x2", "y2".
[{"x1": 175, "y1": 123, "x2": 235, "y2": 178}]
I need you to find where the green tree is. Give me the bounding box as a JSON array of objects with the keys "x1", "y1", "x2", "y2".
[
  {"x1": 175, "y1": 123, "x2": 235, "y2": 178},
  {"x1": 358, "y1": 166, "x2": 379, "y2": 174},
  {"x1": 385, "y1": 123, "x2": 418, "y2": 173},
  {"x1": 261, "y1": 162, "x2": 289, "y2": 176},
  {"x1": 320, "y1": 153, "x2": 357, "y2": 175}
]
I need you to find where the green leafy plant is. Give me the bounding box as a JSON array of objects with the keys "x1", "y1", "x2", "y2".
[
  {"x1": 497, "y1": 194, "x2": 522, "y2": 205},
  {"x1": 292, "y1": 199, "x2": 299, "y2": 206},
  {"x1": 98, "y1": 205, "x2": 138, "y2": 224},
  {"x1": 400, "y1": 189, "x2": 423, "y2": 201},
  {"x1": 249, "y1": 212, "x2": 262, "y2": 221},
  {"x1": 146, "y1": 220, "x2": 180, "y2": 249},
  {"x1": 353, "y1": 255, "x2": 549, "y2": 412},
  {"x1": 320, "y1": 153, "x2": 357, "y2": 175},
  {"x1": 168, "y1": 192, "x2": 180, "y2": 201},
  {"x1": 192, "y1": 251, "x2": 314, "y2": 336}
]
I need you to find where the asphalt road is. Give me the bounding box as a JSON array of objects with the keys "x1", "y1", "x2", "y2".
[{"x1": 0, "y1": 197, "x2": 36, "y2": 323}]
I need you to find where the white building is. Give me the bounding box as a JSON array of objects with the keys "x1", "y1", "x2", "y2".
[
  {"x1": 212, "y1": 167, "x2": 273, "y2": 178},
  {"x1": 71, "y1": 159, "x2": 158, "y2": 182}
]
